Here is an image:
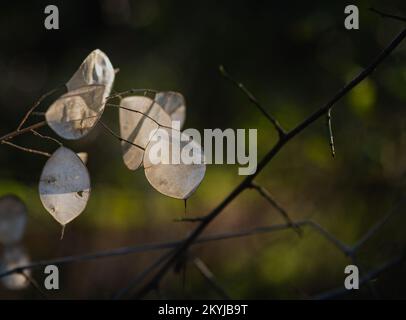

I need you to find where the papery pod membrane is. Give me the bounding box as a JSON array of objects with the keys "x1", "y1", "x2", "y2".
[
  {"x1": 0, "y1": 245, "x2": 30, "y2": 290},
  {"x1": 155, "y1": 91, "x2": 186, "y2": 129},
  {"x1": 144, "y1": 127, "x2": 206, "y2": 199},
  {"x1": 0, "y1": 195, "x2": 27, "y2": 245},
  {"x1": 119, "y1": 96, "x2": 172, "y2": 170},
  {"x1": 46, "y1": 85, "x2": 105, "y2": 140},
  {"x1": 66, "y1": 49, "x2": 115, "y2": 100},
  {"x1": 77, "y1": 152, "x2": 88, "y2": 165},
  {"x1": 39, "y1": 146, "x2": 91, "y2": 226}
]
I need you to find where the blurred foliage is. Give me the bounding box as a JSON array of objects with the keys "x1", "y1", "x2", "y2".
[{"x1": 1, "y1": 0, "x2": 406, "y2": 299}]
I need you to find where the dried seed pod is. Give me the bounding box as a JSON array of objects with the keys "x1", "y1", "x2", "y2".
[
  {"x1": 39, "y1": 146, "x2": 91, "y2": 226},
  {"x1": 0, "y1": 195, "x2": 27, "y2": 245},
  {"x1": 144, "y1": 128, "x2": 205, "y2": 199},
  {"x1": 119, "y1": 96, "x2": 172, "y2": 170},
  {"x1": 0, "y1": 245, "x2": 30, "y2": 290},
  {"x1": 46, "y1": 84, "x2": 105, "y2": 140},
  {"x1": 66, "y1": 49, "x2": 115, "y2": 100},
  {"x1": 155, "y1": 91, "x2": 186, "y2": 129}
]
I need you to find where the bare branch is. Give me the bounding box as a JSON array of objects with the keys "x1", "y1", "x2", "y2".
[
  {"x1": 370, "y1": 8, "x2": 406, "y2": 23},
  {"x1": 0, "y1": 121, "x2": 47, "y2": 143},
  {"x1": 219, "y1": 65, "x2": 286, "y2": 138},
  {"x1": 350, "y1": 197, "x2": 406, "y2": 253},
  {"x1": 249, "y1": 182, "x2": 302, "y2": 235},
  {"x1": 113, "y1": 250, "x2": 174, "y2": 300},
  {"x1": 193, "y1": 257, "x2": 230, "y2": 299},
  {"x1": 314, "y1": 250, "x2": 406, "y2": 299},
  {"x1": 30, "y1": 129, "x2": 63, "y2": 146},
  {"x1": 0, "y1": 219, "x2": 348, "y2": 279},
  {"x1": 98, "y1": 120, "x2": 145, "y2": 150},
  {"x1": 16, "y1": 86, "x2": 63, "y2": 131},
  {"x1": 21, "y1": 271, "x2": 48, "y2": 299},
  {"x1": 1, "y1": 140, "x2": 51, "y2": 157},
  {"x1": 106, "y1": 103, "x2": 174, "y2": 130},
  {"x1": 135, "y1": 27, "x2": 406, "y2": 298},
  {"x1": 305, "y1": 220, "x2": 351, "y2": 255},
  {"x1": 106, "y1": 88, "x2": 158, "y2": 100},
  {"x1": 174, "y1": 216, "x2": 206, "y2": 222}
]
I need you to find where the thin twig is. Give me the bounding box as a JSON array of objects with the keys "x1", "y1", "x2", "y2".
[
  {"x1": 249, "y1": 182, "x2": 302, "y2": 236},
  {"x1": 106, "y1": 103, "x2": 174, "y2": 130},
  {"x1": 350, "y1": 197, "x2": 406, "y2": 253},
  {"x1": 370, "y1": 8, "x2": 406, "y2": 23},
  {"x1": 314, "y1": 250, "x2": 406, "y2": 299},
  {"x1": 174, "y1": 216, "x2": 206, "y2": 222},
  {"x1": 30, "y1": 129, "x2": 63, "y2": 146},
  {"x1": 113, "y1": 250, "x2": 174, "y2": 299},
  {"x1": 0, "y1": 219, "x2": 349, "y2": 279},
  {"x1": 0, "y1": 121, "x2": 47, "y2": 142},
  {"x1": 219, "y1": 65, "x2": 286, "y2": 138},
  {"x1": 193, "y1": 257, "x2": 230, "y2": 299},
  {"x1": 106, "y1": 89, "x2": 158, "y2": 100},
  {"x1": 98, "y1": 120, "x2": 145, "y2": 150},
  {"x1": 306, "y1": 220, "x2": 351, "y2": 255},
  {"x1": 16, "y1": 86, "x2": 63, "y2": 131},
  {"x1": 326, "y1": 108, "x2": 335, "y2": 158},
  {"x1": 1, "y1": 141, "x2": 51, "y2": 157},
  {"x1": 21, "y1": 271, "x2": 48, "y2": 299}
]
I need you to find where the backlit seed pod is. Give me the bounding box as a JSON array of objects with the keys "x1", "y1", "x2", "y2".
[
  {"x1": 39, "y1": 146, "x2": 91, "y2": 226},
  {"x1": 46, "y1": 84, "x2": 105, "y2": 140},
  {"x1": 155, "y1": 91, "x2": 186, "y2": 129},
  {"x1": 144, "y1": 128, "x2": 205, "y2": 199},
  {"x1": 119, "y1": 96, "x2": 172, "y2": 170}
]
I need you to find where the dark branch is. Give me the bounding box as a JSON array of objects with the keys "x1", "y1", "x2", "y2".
[
  {"x1": 249, "y1": 182, "x2": 302, "y2": 235},
  {"x1": 193, "y1": 257, "x2": 230, "y2": 299},
  {"x1": 135, "y1": 27, "x2": 406, "y2": 298},
  {"x1": 219, "y1": 65, "x2": 286, "y2": 138},
  {"x1": 0, "y1": 121, "x2": 47, "y2": 142},
  {"x1": 16, "y1": 86, "x2": 63, "y2": 131},
  {"x1": 370, "y1": 8, "x2": 406, "y2": 23}
]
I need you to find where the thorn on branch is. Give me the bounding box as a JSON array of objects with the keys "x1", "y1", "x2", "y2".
[
  {"x1": 326, "y1": 108, "x2": 335, "y2": 158},
  {"x1": 219, "y1": 65, "x2": 286, "y2": 139}
]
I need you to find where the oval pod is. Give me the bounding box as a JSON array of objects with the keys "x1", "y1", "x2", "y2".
[
  {"x1": 155, "y1": 91, "x2": 186, "y2": 129},
  {"x1": 0, "y1": 195, "x2": 27, "y2": 245},
  {"x1": 119, "y1": 96, "x2": 172, "y2": 170},
  {"x1": 0, "y1": 245, "x2": 30, "y2": 290},
  {"x1": 46, "y1": 84, "x2": 105, "y2": 140},
  {"x1": 66, "y1": 49, "x2": 115, "y2": 100},
  {"x1": 39, "y1": 146, "x2": 91, "y2": 226},
  {"x1": 143, "y1": 128, "x2": 205, "y2": 199}
]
